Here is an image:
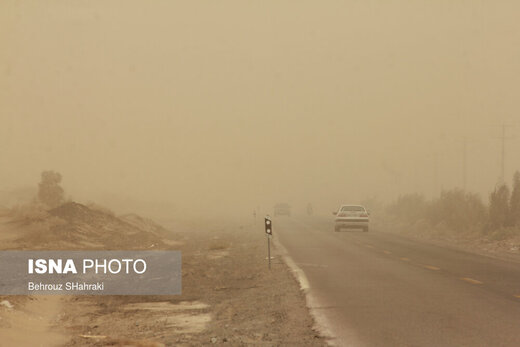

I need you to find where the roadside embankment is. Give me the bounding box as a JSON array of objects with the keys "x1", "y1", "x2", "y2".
[{"x1": 0, "y1": 204, "x2": 326, "y2": 346}]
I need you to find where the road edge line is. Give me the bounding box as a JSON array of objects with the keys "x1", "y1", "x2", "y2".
[{"x1": 272, "y1": 235, "x2": 338, "y2": 346}]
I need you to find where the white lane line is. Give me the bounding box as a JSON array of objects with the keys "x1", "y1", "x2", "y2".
[
  {"x1": 422, "y1": 265, "x2": 440, "y2": 271},
  {"x1": 461, "y1": 277, "x2": 483, "y2": 285}
]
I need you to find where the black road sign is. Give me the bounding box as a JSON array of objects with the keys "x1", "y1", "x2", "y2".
[
  {"x1": 264, "y1": 215, "x2": 272, "y2": 269},
  {"x1": 265, "y1": 216, "x2": 272, "y2": 235}
]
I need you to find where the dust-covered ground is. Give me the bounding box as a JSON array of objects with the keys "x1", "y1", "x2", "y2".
[{"x1": 0, "y1": 204, "x2": 327, "y2": 346}]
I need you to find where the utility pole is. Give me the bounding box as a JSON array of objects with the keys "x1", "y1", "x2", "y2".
[
  {"x1": 433, "y1": 152, "x2": 439, "y2": 197},
  {"x1": 449, "y1": 136, "x2": 470, "y2": 191},
  {"x1": 501, "y1": 124, "x2": 506, "y2": 183},
  {"x1": 463, "y1": 137, "x2": 467, "y2": 191}
]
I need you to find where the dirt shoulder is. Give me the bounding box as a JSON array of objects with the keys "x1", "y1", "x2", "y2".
[
  {"x1": 0, "y1": 211, "x2": 327, "y2": 346},
  {"x1": 61, "y1": 221, "x2": 326, "y2": 346}
]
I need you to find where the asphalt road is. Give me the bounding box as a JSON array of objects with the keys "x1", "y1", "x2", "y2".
[{"x1": 274, "y1": 215, "x2": 520, "y2": 347}]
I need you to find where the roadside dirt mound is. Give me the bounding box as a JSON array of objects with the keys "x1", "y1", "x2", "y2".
[
  {"x1": 15, "y1": 202, "x2": 172, "y2": 250},
  {"x1": 119, "y1": 213, "x2": 170, "y2": 238}
]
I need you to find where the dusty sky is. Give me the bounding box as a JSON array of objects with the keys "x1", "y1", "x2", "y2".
[{"x1": 1, "y1": 1, "x2": 520, "y2": 216}]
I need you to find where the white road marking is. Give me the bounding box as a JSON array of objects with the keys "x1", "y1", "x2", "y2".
[
  {"x1": 422, "y1": 265, "x2": 440, "y2": 271},
  {"x1": 461, "y1": 277, "x2": 483, "y2": 285}
]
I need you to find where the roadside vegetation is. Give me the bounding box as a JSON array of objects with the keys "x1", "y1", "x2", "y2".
[{"x1": 377, "y1": 171, "x2": 520, "y2": 252}]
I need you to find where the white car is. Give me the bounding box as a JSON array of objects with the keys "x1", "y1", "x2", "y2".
[{"x1": 333, "y1": 205, "x2": 369, "y2": 232}]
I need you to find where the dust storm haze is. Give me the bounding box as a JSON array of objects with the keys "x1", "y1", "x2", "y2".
[{"x1": 1, "y1": 1, "x2": 520, "y2": 217}]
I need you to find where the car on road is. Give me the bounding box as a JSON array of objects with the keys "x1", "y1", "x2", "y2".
[
  {"x1": 333, "y1": 205, "x2": 369, "y2": 232},
  {"x1": 274, "y1": 203, "x2": 291, "y2": 216}
]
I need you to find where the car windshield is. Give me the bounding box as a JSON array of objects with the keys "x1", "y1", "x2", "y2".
[{"x1": 341, "y1": 206, "x2": 365, "y2": 212}]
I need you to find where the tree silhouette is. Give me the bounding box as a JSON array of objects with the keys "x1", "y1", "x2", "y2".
[
  {"x1": 509, "y1": 171, "x2": 520, "y2": 226},
  {"x1": 488, "y1": 183, "x2": 510, "y2": 230},
  {"x1": 37, "y1": 170, "x2": 64, "y2": 209}
]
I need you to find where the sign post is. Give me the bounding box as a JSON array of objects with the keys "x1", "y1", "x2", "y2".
[{"x1": 264, "y1": 216, "x2": 272, "y2": 269}]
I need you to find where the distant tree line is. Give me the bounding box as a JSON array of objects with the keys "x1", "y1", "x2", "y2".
[
  {"x1": 488, "y1": 171, "x2": 520, "y2": 230},
  {"x1": 387, "y1": 171, "x2": 520, "y2": 235}
]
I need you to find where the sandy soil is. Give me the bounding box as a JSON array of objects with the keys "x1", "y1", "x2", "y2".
[
  {"x1": 0, "y1": 296, "x2": 68, "y2": 347},
  {"x1": 0, "y1": 216, "x2": 21, "y2": 245},
  {"x1": 60, "y1": 222, "x2": 326, "y2": 346},
  {"x1": 0, "y1": 206, "x2": 327, "y2": 346}
]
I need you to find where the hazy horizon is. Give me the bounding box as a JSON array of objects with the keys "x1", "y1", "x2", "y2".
[{"x1": 2, "y1": 1, "x2": 520, "y2": 217}]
